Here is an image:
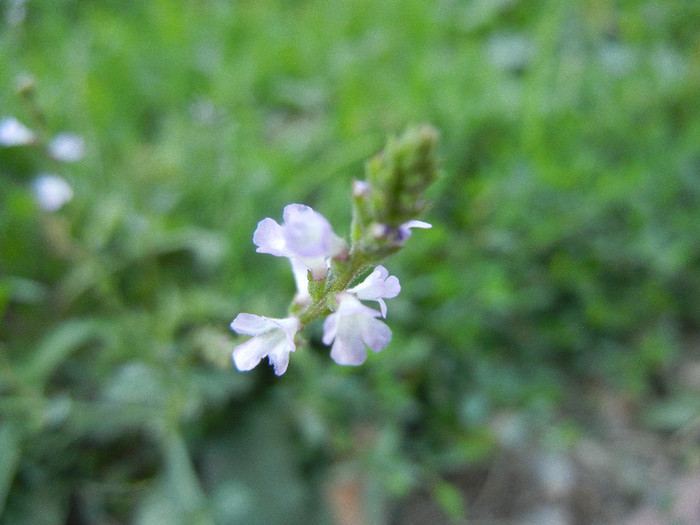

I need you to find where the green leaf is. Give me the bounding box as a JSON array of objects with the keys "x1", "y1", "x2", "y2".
[
  {"x1": 0, "y1": 420, "x2": 22, "y2": 515},
  {"x1": 160, "y1": 429, "x2": 211, "y2": 523},
  {"x1": 22, "y1": 318, "x2": 108, "y2": 386},
  {"x1": 643, "y1": 394, "x2": 700, "y2": 431},
  {"x1": 432, "y1": 480, "x2": 467, "y2": 522}
]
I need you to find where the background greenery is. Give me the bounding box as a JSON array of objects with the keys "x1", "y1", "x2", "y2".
[{"x1": 2, "y1": 0, "x2": 699, "y2": 523}]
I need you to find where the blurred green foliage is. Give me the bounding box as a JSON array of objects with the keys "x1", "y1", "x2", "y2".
[{"x1": 2, "y1": 0, "x2": 700, "y2": 523}]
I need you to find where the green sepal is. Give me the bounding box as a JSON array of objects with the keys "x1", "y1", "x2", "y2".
[{"x1": 308, "y1": 275, "x2": 326, "y2": 302}]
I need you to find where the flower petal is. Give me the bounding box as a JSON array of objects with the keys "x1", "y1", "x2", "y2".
[
  {"x1": 290, "y1": 258, "x2": 311, "y2": 305},
  {"x1": 275, "y1": 316, "x2": 301, "y2": 344},
  {"x1": 338, "y1": 293, "x2": 382, "y2": 318},
  {"x1": 230, "y1": 315, "x2": 299, "y2": 375},
  {"x1": 254, "y1": 204, "x2": 346, "y2": 278},
  {"x1": 283, "y1": 203, "x2": 346, "y2": 258},
  {"x1": 347, "y1": 266, "x2": 401, "y2": 317},
  {"x1": 232, "y1": 333, "x2": 273, "y2": 371},
  {"x1": 330, "y1": 323, "x2": 368, "y2": 366},
  {"x1": 361, "y1": 317, "x2": 392, "y2": 352},
  {"x1": 403, "y1": 220, "x2": 432, "y2": 230},
  {"x1": 348, "y1": 267, "x2": 386, "y2": 300},
  {"x1": 383, "y1": 275, "x2": 401, "y2": 298},
  {"x1": 230, "y1": 313, "x2": 271, "y2": 336},
  {"x1": 377, "y1": 298, "x2": 387, "y2": 318},
  {"x1": 324, "y1": 293, "x2": 388, "y2": 366},
  {"x1": 253, "y1": 218, "x2": 287, "y2": 256},
  {"x1": 268, "y1": 341, "x2": 292, "y2": 375},
  {"x1": 282, "y1": 203, "x2": 312, "y2": 223},
  {"x1": 283, "y1": 204, "x2": 330, "y2": 257},
  {"x1": 398, "y1": 220, "x2": 432, "y2": 242},
  {"x1": 322, "y1": 312, "x2": 339, "y2": 345}
]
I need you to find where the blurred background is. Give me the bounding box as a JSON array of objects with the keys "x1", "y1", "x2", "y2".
[{"x1": 2, "y1": 1, "x2": 700, "y2": 523}]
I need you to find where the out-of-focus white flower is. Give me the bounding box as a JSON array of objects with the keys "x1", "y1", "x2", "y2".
[
  {"x1": 253, "y1": 204, "x2": 347, "y2": 280},
  {"x1": 347, "y1": 265, "x2": 400, "y2": 318},
  {"x1": 486, "y1": 33, "x2": 534, "y2": 73},
  {"x1": 322, "y1": 293, "x2": 391, "y2": 366},
  {"x1": 48, "y1": 132, "x2": 85, "y2": 162},
  {"x1": 352, "y1": 179, "x2": 370, "y2": 197},
  {"x1": 0, "y1": 116, "x2": 35, "y2": 146},
  {"x1": 6, "y1": 0, "x2": 27, "y2": 26},
  {"x1": 230, "y1": 313, "x2": 300, "y2": 376},
  {"x1": 32, "y1": 174, "x2": 74, "y2": 212}
]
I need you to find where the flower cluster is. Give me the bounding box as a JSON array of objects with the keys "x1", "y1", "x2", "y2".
[
  {"x1": 230, "y1": 125, "x2": 439, "y2": 376},
  {"x1": 231, "y1": 204, "x2": 418, "y2": 375}
]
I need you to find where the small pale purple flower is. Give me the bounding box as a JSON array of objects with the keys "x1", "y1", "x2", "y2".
[
  {"x1": 347, "y1": 265, "x2": 400, "y2": 318},
  {"x1": 253, "y1": 204, "x2": 347, "y2": 280},
  {"x1": 0, "y1": 116, "x2": 35, "y2": 146},
  {"x1": 230, "y1": 313, "x2": 300, "y2": 376},
  {"x1": 32, "y1": 174, "x2": 74, "y2": 211},
  {"x1": 322, "y1": 293, "x2": 392, "y2": 366}
]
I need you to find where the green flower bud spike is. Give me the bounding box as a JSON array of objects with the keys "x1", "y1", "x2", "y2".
[{"x1": 351, "y1": 124, "x2": 440, "y2": 260}]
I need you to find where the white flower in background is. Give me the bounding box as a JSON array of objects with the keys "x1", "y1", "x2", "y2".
[
  {"x1": 322, "y1": 293, "x2": 391, "y2": 366},
  {"x1": 352, "y1": 179, "x2": 370, "y2": 197},
  {"x1": 6, "y1": 0, "x2": 27, "y2": 26},
  {"x1": 347, "y1": 265, "x2": 400, "y2": 318},
  {"x1": 253, "y1": 203, "x2": 347, "y2": 280},
  {"x1": 230, "y1": 313, "x2": 300, "y2": 376},
  {"x1": 48, "y1": 132, "x2": 85, "y2": 162},
  {"x1": 0, "y1": 116, "x2": 35, "y2": 146},
  {"x1": 32, "y1": 174, "x2": 73, "y2": 212}
]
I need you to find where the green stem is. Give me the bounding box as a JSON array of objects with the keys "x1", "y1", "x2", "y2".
[{"x1": 296, "y1": 252, "x2": 373, "y2": 326}]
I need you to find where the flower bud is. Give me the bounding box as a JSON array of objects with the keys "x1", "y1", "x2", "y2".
[{"x1": 351, "y1": 125, "x2": 439, "y2": 258}]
